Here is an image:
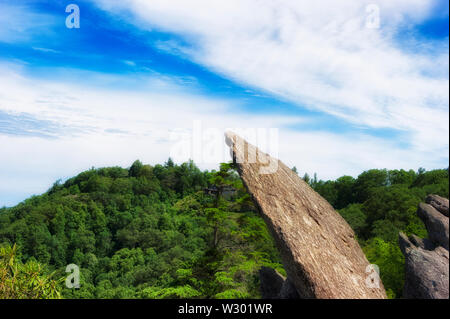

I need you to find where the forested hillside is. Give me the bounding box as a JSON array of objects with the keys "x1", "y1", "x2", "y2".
[
  {"x1": 0, "y1": 160, "x2": 448, "y2": 299},
  {"x1": 0, "y1": 160, "x2": 283, "y2": 298}
]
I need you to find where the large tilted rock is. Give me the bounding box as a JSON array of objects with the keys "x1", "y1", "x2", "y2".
[
  {"x1": 399, "y1": 195, "x2": 449, "y2": 299},
  {"x1": 225, "y1": 132, "x2": 387, "y2": 299}
]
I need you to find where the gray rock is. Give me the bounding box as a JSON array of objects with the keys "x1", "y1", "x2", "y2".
[
  {"x1": 399, "y1": 232, "x2": 449, "y2": 299},
  {"x1": 426, "y1": 194, "x2": 449, "y2": 217},
  {"x1": 399, "y1": 195, "x2": 449, "y2": 299},
  {"x1": 417, "y1": 203, "x2": 449, "y2": 250},
  {"x1": 409, "y1": 234, "x2": 434, "y2": 251}
]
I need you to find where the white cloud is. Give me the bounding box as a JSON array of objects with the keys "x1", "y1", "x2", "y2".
[
  {"x1": 0, "y1": 64, "x2": 304, "y2": 205},
  {"x1": 32, "y1": 47, "x2": 61, "y2": 54},
  {"x1": 0, "y1": 2, "x2": 57, "y2": 43},
  {"x1": 0, "y1": 61, "x2": 447, "y2": 207},
  {"x1": 95, "y1": 0, "x2": 449, "y2": 157},
  {"x1": 0, "y1": 0, "x2": 449, "y2": 206}
]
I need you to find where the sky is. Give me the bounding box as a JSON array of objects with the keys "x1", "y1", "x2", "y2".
[{"x1": 0, "y1": 0, "x2": 448, "y2": 207}]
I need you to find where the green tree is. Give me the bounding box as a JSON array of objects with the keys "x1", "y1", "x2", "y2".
[
  {"x1": 363, "y1": 238, "x2": 404, "y2": 299},
  {"x1": 334, "y1": 176, "x2": 356, "y2": 209},
  {"x1": 338, "y1": 204, "x2": 366, "y2": 238},
  {"x1": 129, "y1": 160, "x2": 144, "y2": 178},
  {"x1": 354, "y1": 169, "x2": 389, "y2": 203}
]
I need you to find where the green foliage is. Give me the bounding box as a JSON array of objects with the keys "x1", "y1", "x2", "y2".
[
  {"x1": 0, "y1": 244, "x2": 63, "y2": 299},
  {"x1": 313, "y1": 181, "x2": 338, "y2": 207},
  {"x1": 411, "y1": 168, "x2": 449, "y2": 189},
  {"x1": 140, "y1": 285, "x2": 201, "y2": 299},
  {"x1": 353, "y1": 169, "x2": 389, "y2": 203},
  {"x1": 338, "y1": 204, "x2": 366, "y2": 238},
  {"x1": 129, "y1": 160, "x2": 144, "y2": 178},
  {"x1": 334, "y1": 176, "x2": 356, "y2": 209},
  {"x1": 2, "y1": 161, "x2": 447, "y2": 299},
  {"x1": 363, "y1": 238, "x2": 405, "y2": 299},
  {"x1": 0, "y1": 160, "x2": 282, "y2": 299}
]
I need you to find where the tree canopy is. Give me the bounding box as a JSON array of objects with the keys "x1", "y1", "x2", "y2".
[{"x1": 0, "y1": 160, "x2": 282, "y2": 299}]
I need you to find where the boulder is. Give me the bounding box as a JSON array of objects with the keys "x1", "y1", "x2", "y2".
[
  {"x1": 399, "y1": 195, "x2": 449, "y2": 299},
  {"x1": 225, "y1": 132, "x2": 387, "y2": 299},
  {"x1": 399, "y1": 233, "x2": 449, "y2": 299},
  {"x1": 426, "y1": 194, "x2": 449, "y2": 217},
  {"x1": 417, "y1": 203, "x2": 449, "y2": 250}
]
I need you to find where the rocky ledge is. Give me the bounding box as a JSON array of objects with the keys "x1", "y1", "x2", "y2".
[{"x1": 399, "y1": 194, "x2": 449, "y2": 299}]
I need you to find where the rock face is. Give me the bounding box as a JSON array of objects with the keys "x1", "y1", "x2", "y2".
[
  {"x1": 417, "y1": 202, "x2": 449, "y2": 250},
  {"x1": 259, "y1": 267, "x2": 299, "y2": 299},
  {"x1": 225, "y1": 132, "x2": 387, "y2": 299},
  {"x1": 399, "y1": 195, "x2": 449, "y2": 299},
  {"x1": 426, "y1": 194, "x2": 449, "y2": 217}
]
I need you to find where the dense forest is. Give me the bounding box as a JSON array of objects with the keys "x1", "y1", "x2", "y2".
[
  {"x1": 0, "y1": 160, "x2": 283, "y2": 299},
  {"x1": 0, "y1": 160, "x2": 448, "y2": 299}
]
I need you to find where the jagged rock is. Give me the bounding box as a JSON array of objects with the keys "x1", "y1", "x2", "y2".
[
  {"x1": 417, "y1": 203, "x2": 449, "y2": 250},
  {"x1": 426, "y1": 194, "x2": 449, "y2": 217},
  {"x1": 225, "y1": 132, "x2": 387, "y2": 299},
  {"x1": 399, "y1": 233, "x2": 449, "y2": 299},
  {"x1": 399, "y1": 195, "x2": 449, "y2": 299},
  {"x1": 408, "y1": 234, "x2": 434, "y2": 251}
]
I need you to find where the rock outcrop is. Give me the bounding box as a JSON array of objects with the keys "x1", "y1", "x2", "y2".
[
  {"x1": 225, "y1": 132, "x2": 387, "y2": 299},
  {"x1": 426, "y1": 194, "x2": 449, "y2": 217},
  {"x1": 399, "y1": 195, "x2": 449, "y2": 299}
]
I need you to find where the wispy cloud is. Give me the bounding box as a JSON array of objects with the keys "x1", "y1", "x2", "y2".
[
  {"x1": 0, "y1": 2, "x2": 58, "y2": 43},
  {"x1": 95, "y1": 0, "x2": 449, "y2": 157},
  {"x1": 0, "y1": 61, "x2": 447, "y2": 207},
  {"x1": 0, "y1": 110, "x2": 72, "y2": 138},
  {"x1": 0, "y1": 1, "x2": 448, "y2": 207},
  {"x1": 32, "y1": 47, "x2": 61, "y2": 54}
]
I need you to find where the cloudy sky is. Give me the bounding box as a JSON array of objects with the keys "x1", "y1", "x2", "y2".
[{"x1": 0, "y1": 0, "x2": 448, "y2": 207}]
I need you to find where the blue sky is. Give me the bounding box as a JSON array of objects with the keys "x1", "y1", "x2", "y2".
[{"x1": 0, "y1": 0, "x2": 448, "y2": 207}]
